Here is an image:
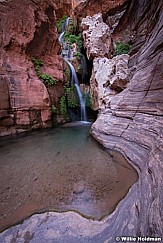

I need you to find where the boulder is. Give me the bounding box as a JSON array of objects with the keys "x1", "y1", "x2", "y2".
[
  {"x1": 90, "y1": 54, "x2": 130, "y2": 110},
  {"x1": 81, "y1": 14, "x2": 113, "y2": 60}
]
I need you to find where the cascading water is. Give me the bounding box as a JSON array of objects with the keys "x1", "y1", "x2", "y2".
[
  {"x1": 58, "y1": 32, "x2": 64, "y2": 43},
  {"x1": 58, "y1": 17, "x2": 87, "y2": 122},
  {"x1": 59, "y1": 17, "x2": 70, "y2": 44},
  {"x1": 66, "y1": 60, "x2": 87, "y2": 121}
]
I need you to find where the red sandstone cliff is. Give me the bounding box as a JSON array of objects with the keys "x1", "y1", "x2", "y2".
[{"x1": 0, "y1": 0, "x2": 71, "y2": 136}]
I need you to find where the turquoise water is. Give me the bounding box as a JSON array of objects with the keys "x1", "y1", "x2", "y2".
[{"x1": 0, "y1": 122, "x2": 137, "y2": 231}]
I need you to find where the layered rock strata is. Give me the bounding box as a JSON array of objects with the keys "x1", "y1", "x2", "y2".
[
  {"x1": 80, "y1": 0, "x2": 163, "y2": 238},
  {"x1": 0, "y1": 0, "x2": 71, "y2": 136},
  {"x1": 90, "y1": 0, "x2": 163, "y2": 238}
]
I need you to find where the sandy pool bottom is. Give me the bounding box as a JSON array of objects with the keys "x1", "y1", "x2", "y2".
[{"x1": 0, "y1": 122, "x2": 138, "y2": 232}]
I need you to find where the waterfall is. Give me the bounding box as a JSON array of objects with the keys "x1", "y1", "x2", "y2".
[
  {"x1": 65, "y1": 60, "x2": 87, "y2": 121},
  {"x1": 58, "y1": 32, "x2": 64, "y2": 43},
  {"x1": 58, "y1": 17, "x2": 87, "y2": 122},
  {"x1": 59, "y1": 17, "x2": 73, "y2": 60}
]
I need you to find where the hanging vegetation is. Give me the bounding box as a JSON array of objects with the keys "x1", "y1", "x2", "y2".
[
  {"x1": 115, "y1": 42, "x2": 132, "y2": 55},
  {"x1": 32, "y1": 58, "x2": 57, "y2": 86},
  {"x1": 56, "y1": 15, "x2": 68, "y2": 34}
]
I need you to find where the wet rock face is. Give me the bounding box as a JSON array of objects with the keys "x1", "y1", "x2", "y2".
[
  {"x1": 90, "y1": 54, "x2": 130, "y2": 110},
  {"x1": 81, "y1": 14, "x2": 113, "y2": 60},
  {"x1": 0, "y1": 0, "x2": 71, "y2": 136}
]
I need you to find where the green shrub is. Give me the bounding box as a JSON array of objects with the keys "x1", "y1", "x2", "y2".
[
  {"x1": 68, "y1": 19, "x2": 75, "y2": 33},
  {"x1": 115, "y1": 42, "x2": 132, "y2": 55},
  {"x1": 32, "y1": 58, "x2": 43, "y2": 67},
  {"x1": 64, "y1": 69, "x2": 70, "y2": 77},
  {"x1": 64, "y1": 32, "x2": 83, "y2": 50},
  {"x1": 40, "y1": 74, "x2": 56, "y2": 86},
  {"x1": 77, "y1": 65, "x2": 81, "y2": 72},
  {"x1": 76, "y1": 33, "x2": 83, "y2": 49}
]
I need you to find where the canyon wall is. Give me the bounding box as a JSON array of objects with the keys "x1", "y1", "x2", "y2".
[
  {"x1": 89, "y1": 0, "x2": 163, "y2": 238},
  {"x1": 0, "y1": 0, "x2": 71, "y2": 136},
  {"x1": 74, "y1": 0, "x2": 128, "y2": 20},
  {"x1": 0, "y1": 0, "x2": 162, "y2": 242}
]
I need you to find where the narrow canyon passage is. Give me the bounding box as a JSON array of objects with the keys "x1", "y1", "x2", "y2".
[{"x1": 0, "y1": 123, "x2": 138, "y2": 232}]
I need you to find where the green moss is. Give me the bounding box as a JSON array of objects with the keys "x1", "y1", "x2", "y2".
[
  {"x1": 32, "y1": 58, "x2": 57, "y2": 86},
  {"x1": 115, "y1": 42, "x2": 132, "y2": 55},
  {"x1": 65, "y1": 85, "x2": 78, "y2": 108}
]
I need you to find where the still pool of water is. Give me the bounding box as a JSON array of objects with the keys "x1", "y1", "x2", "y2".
[{"x1": 0, "y1": 122, "x2": 138, "y2": 231}]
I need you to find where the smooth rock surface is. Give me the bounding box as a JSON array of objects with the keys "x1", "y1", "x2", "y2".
[{"x1": 91, "y1": 0, "x2": 163, "y2": 238}]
